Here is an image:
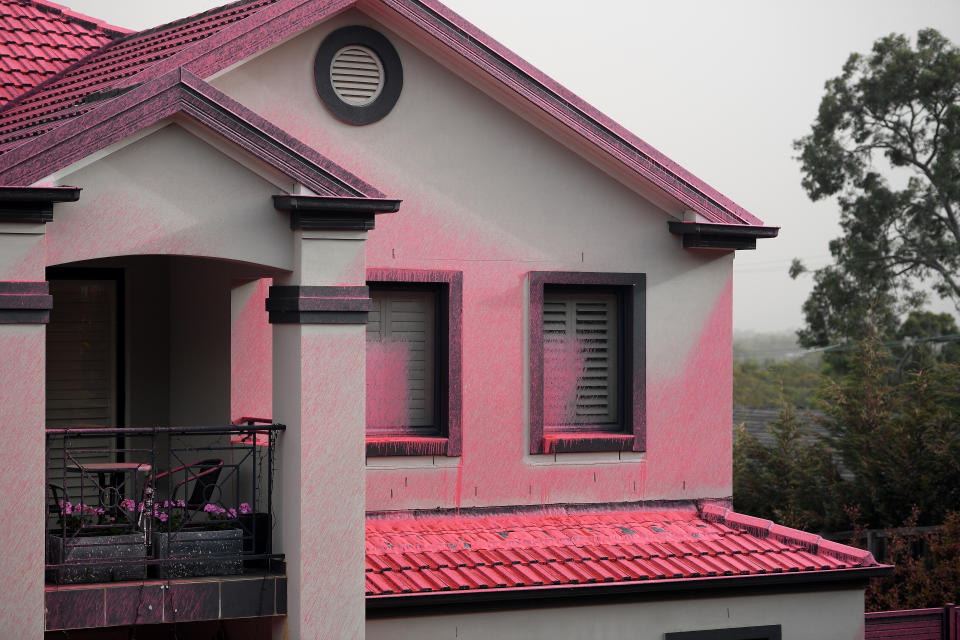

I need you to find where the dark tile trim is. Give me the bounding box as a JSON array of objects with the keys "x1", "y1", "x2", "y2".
[
  {"x1": 0, "y1": 280, "x2": 52, "y2": 323},
  {"x1": 0, "y1": 186, "x2": 80, "y2": 223},
  {"x1": 667, "y1": 221, "x2": 779, "y2": 251},
  {"x1": 528, "y1": 272, "x2": 645, "y2": 455},
  {"x1": 366, "y1": 268, "x2": 463, "y2": 456},
  {"x1": 542, "y1": 433, "x2": 634, "y2": 454},
  {"x1": 266, "y1": 284, "x2": 371, "y2": 324},
  {"x1": 366, "y1": 436, "x2": 449, "y2": 457}
]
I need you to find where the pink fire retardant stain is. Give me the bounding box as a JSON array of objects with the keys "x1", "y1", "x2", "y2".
[
  {"x1": 366, "y1": 341, "x2": 410, "y2": 429},
  {"x1": 543, "y1": 336, "x2": 586, "y2": 426},
  {"x1": 646, "y1": 276, "x2": 734, "y2": 498},
  {"x1": 231, "y1": 278, "x2": 272, "y2": 421}
]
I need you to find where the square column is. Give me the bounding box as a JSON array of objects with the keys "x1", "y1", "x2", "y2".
[
  {"x1": 270, "y1": 228, "x2": 371, "y2": 640},
  {"x1": 0, "y1": 221, "x2": 50, "y2": 639}
]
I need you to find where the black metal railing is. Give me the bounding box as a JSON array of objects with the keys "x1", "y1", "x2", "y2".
[{"x1": 45, "y1": 421, "x2": 284, "y2": 585}]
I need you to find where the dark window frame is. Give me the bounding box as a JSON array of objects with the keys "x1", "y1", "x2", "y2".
[
  {"x1": 365, "y1": 268, "x2": 462, "y2": 457},
  {"x1": 528, "y1": 271, "x2": 645, "y2": 455},
  {"x1": 664, "y1": 625, "x2": 782, "y2": 640}
]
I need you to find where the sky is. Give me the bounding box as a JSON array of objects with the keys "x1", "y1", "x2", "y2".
[{"x1": 64, "y1": 0, "x2": 960, "y2": 334}]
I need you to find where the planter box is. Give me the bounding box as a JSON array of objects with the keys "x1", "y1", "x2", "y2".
[
  {"x1": 239, "y1": 512, "x2": 271, "y2": 568},
  {"x1": 47, "y1": 533, "x2": 147, "y2": 584},
  {"x1": 151, "y1": 528, "x2": 242, "y2": 578}
]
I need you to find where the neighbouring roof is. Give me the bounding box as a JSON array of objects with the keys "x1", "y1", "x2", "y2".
[
  {"x1": 0, "y1": 0, "x2": 128, "y2": 104},
  {"x1": 0, "y1": 0, "x2": 765, "y2": 227},
  {"x1": 0, "y1": 0, "x2": 276, "y2": 152},
  {"x1": 365, "y1": 505, "x2": 886, "y2": 602}
]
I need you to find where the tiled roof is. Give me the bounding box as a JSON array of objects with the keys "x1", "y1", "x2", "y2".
[
  {"x1": 0, "y1": 0, "x2": 128, "y2": 105},
  {"x1": 0, "y1": 0, "x2": 276, "y2": 152},
  {"x1": 365, "y1": 505, "x2": 881, "y2": 598}
]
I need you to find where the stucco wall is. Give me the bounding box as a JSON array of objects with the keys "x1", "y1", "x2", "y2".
[
  {"x1": 367, "y1": 588, "x2": 866, "y2": 640},
  {"x1": 212, "y1": 10, "x2": 735, "y2": 511},
  {"x1": 51, "y1": 123, "x2": 293, "y2": 271}
]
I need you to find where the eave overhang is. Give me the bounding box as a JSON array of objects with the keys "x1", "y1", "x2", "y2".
[
  {"x1": 668, "y1": 220, "x2": 780, "y2": 250},
  {"x1": 0, "y1": 185, "x2": 80, "y2": 223},
  {"x1": 272, "y1": 194, "x2": 402, "y2": 230},
  {"x1": 366, "y1": 565, "x2": 892, "y2": 611}
]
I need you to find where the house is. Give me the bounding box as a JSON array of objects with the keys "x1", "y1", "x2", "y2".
[{"x1": 0, "y1": 0, "x2": 889, "y2": 638}]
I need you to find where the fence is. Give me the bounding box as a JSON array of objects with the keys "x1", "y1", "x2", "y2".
[
  {"x1": 866, "y1": 604, "x2": 959, "y2": 640},
  {"x1": 45, "y1": 422, "x2": 284, "y2": 583}
]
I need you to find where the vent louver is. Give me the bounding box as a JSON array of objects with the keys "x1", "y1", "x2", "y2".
[{"x1": 330, "y1": 45, "x2": 385, "y2": 106}]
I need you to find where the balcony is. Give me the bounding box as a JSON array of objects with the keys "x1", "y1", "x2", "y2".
[{"x1": 44, "y1": 421, "x2": 285, "y2": 631}]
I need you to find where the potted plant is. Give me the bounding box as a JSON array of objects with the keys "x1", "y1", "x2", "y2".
[
  {"x1": 47, "y1": 500, "x2": 147, "y2": 584},
  {"x1": 150, "y1": 502, "x2": 250, "y2": 578}
]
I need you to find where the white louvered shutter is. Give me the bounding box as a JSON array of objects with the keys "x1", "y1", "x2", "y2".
[
  {"x1": 46, "y1": 280, "x2": 117, "y2": 504},
  {"x1": 543, "y1": 291, "x2": 619, "y2": 428},
  {"x1": 366, "y1": 290, "x2": 435, "y2": 433},
  {"x1": 330, "y1": 46, "x2": 385, "y2": 106}
]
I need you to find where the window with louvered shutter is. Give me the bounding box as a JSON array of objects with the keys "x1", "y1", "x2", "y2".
[
  {"x1": 543, "y1": 291, "x2": 619, "y2": 429},
  {"x1": 366, "y1": 289, "x2": 436, "y2": 435},
  {"x1": 46, "y1": 280, "x2": 118, "y2": 502}
]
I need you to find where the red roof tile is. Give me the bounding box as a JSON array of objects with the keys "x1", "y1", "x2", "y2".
[
  {"x1": 365, "y1": 507, "x2": 884, "y2": 599},
  {"x1": 0, "y1": 0, "x2": 128, "y2": 105},
  {"x1": 0, "y1": 0, "x2": 276, "y2": 151}
]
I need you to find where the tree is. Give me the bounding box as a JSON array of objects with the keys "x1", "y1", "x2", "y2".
[
  {"x1": 733, "y1": 403, "x2": 843, "y2": 531},
  {"x1": 818, "y1": 336, "x2": 960, "y2": 528},
  {"x1": 792, "y1": 29, "x2": 960, "y2": 349}
]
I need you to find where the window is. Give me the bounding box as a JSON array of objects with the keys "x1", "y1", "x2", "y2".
[
  {"x1": 664, "y1": 625, "x2": 782, "y2": 640},
  {"x1": 528, "y1": 272, "x2": 645, "y2": 454},
  {"x1": 365, "y1": 269, "x2": 462, "y2": 457}
]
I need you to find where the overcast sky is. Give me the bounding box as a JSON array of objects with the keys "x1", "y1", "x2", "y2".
[{"x1": 65, "y1": 0, "x2": 960, "y2": 335}]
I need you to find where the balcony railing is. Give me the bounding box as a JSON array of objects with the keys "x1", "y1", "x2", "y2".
[{"x1": 45, "y1": 421, "x2": 284, "y2": 586}]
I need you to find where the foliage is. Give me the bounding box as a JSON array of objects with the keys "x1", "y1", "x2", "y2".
[
  {"x1": 792, "y1": 29, "x2": 960, "y2": 349},
  {"x1": 818, "y1": 336, "x2": 960, "y2": 528},
  {"x1": 860, "y1": 509, "x2": 960, "y2": 611},
  {"x1": 733, "y1": 403, "x2": 843, "y2": 531},
  {"x1": 733, "y1": 359, "x2": 823, "y2": 408}
]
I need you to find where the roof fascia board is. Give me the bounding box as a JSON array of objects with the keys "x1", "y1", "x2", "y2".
[{"x1": 0, "y1": 68, "x2": 384, "y2": 198}]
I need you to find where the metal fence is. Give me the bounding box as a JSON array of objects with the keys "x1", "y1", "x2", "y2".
[
  {"x1": 45, "y1": 421, "x2": 284, "y2": 584},
  {"x1": 866, "y1": 604, "x2": 959, "y2": 640}
]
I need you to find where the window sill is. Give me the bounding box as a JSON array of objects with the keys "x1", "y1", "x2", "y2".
[
  {"x1": 366, "y1": 436, "x2": 453, "y2": 457},
  {"x1": 540, "y1": 432, "x2": 634, "y2": 454}
]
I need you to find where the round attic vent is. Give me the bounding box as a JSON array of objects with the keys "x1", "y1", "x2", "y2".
[
  {"x1": 330, "y1": 46, "x2": 385, "y2": 106},
  {"x1": 315, "y1": 26, "x2": 403, "y2": 126}
]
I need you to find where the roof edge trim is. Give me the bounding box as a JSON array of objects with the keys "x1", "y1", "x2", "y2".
[{"x1": 366, "y1": 566, "x2": 892, "y2": 608}]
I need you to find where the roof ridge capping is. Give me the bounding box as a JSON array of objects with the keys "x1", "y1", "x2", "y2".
[{"x1": 700, "y1": 504, "x2": 878, "y2": 566}]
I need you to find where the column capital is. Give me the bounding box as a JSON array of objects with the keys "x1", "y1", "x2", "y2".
[
  {"x1": 0, "y1": 281, "x2": 52, "y2": 323},
  {"x1": 265, "y1": 285, "x2": 370, "y2": 324}
]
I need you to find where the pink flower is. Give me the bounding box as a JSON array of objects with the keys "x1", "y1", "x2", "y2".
[
  {"x1": 227, "y1": 508, "x2": 237, "y2": 519},
  {"x1": 239, "y1": 503, "x2": 252, "y2": 515}
]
